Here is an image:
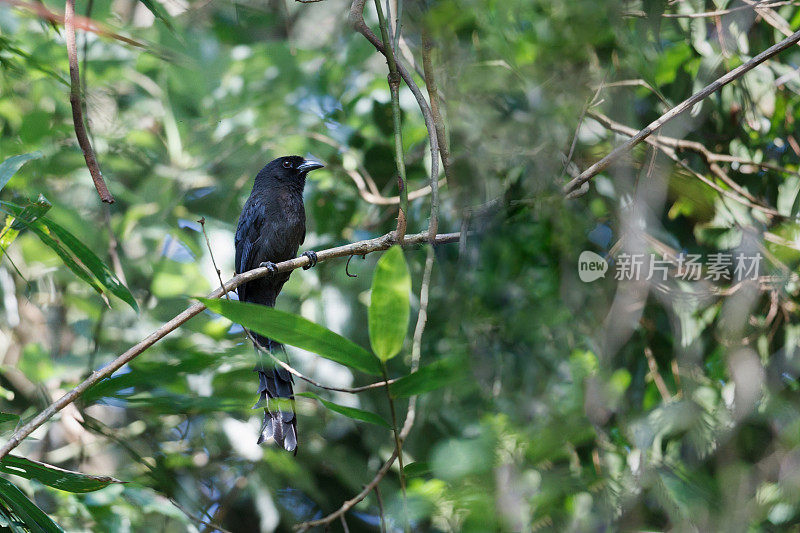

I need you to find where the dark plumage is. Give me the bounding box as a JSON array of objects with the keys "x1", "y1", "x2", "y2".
[{"x1": 234, "y1": 155, "x2": 323, "y2": 452}]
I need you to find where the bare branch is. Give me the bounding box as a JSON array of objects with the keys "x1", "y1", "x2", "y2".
[
  {"x1": 0, "y1": 231, "x2": 460, "y2": 460},
  {"x1": 421, "y1": 30, "x2": 444, "y2": 242},
  {"x1": 350, "y1": 0, "x2": 440, "y2": 239},
  {"x1": 563, "y1": 28, "x2": 800, "y2": 195},
  {"x1": 266, "y1": 350, "x2": 398, "y2": 393},
  {"x1": 307, "y1": 132, "x2": 446, "y2": 206},
  {"x1": 65, "y1": 0, "x2": 114, "y2": 203}
]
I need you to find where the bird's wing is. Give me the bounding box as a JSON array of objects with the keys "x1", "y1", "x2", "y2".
[{"x1": 235, "y1": 200, "x2": 265, "y2": 275}]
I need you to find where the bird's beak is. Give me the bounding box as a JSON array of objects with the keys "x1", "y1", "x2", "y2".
[{"x1": 297, "y1": 159, "x2": 324, "y2": 172}]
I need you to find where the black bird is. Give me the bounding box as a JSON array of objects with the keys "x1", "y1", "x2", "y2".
[{"x1": 235, "y1": 155, "x2": 324, "y2": 452}]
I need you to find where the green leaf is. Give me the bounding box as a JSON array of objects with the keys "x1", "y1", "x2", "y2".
[
  {"x1": 0, "y1": 152, "x2": 42, "y2": 193},
  {"x1": 368, "y1": 246, "x2": 411, "y2": 361},
  {"x1": 403, "y1": 461, "x2": 431, "y2": 477},
  {"x1": 0, "y1": 477, "x2": 63, "y2": 533},
  {"x1": 138, "y1": 0, "x2": 175, "y2": 32},
  {"x1": 0, "y1": 200, "x2": 137, "y2": 311},
  {"x1": 42, "y1": 218, "x2": 138, "y2": 312},
  {"x1": 0, "y1": 198, "x2": 51, "y2": 255},
  {"x1": 0, "y1": 413, "x2": 19, "y2": 435},
  {"x1": 389, "y1": 358, "x2": 467, "y2": 398},
  {"x1": 198, "y1": 298, "x2": 382, "y2": 375},
  {"x1": 297, "y1": 392, "x2": 390, "y2": 428},
  {"x1": 0, "y1": 455, "x2": 123, "y2": 493}
]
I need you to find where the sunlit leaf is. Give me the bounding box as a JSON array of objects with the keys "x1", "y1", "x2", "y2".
[
  {"x1": 0, "y1": 152, "x2": 41, "y2": 193},
  {"x1": 0, "y1": 455, "x2": 124, "y2": 493},
  {"x1": 0, "y1": 199, "x2": 137, "y2": 311},
  {"x1": 389, "y1": 358, "x2": 467, "y2": 398},
  {"x1": 43, "y1": 218, "x2": 138, "y2": 312},
  {"x1": 0, "y1": 477, "x2": 63, "y2": 533},
  {"x1": 138, "y1": 0, "x2": 175, "y2": 32},
  {"x1": 298, "y1": 392, "x2": 390, "y2": 428},
  {"x1": 0, "y1": 197, "x2": 51, "y2": 256},
  {"x1": 368, "y1": 246, "x2": 411, "y2": 361},
  {"x1": 199, "y1": 298, "x2": 381, "y2": 375}
]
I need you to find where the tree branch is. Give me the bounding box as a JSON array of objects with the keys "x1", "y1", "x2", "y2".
[
  {"x1": 3, "y1": 0, "x2": 147, "y2": 48},
  {"x1": 588, "y1": 112, "x2": 781, "y2": 217},
  {"x1": 421, "y1": 29, "x2": 444, "y2": 242},
  {"x1": 350, "y1": 0, "x2": 440, "y2": 239},
  {"x1": 0, "y1": 231, "x2": 459, "y2": 460},
  {"x1": 373, "y1": 0, "x2": 409, "y2": 241},
  {"x1": 65, "y1": 0, "x2": 114, "y2": 204},
  {"x1": 563, "y1": 28, "x2": 800, "y2": 195}
]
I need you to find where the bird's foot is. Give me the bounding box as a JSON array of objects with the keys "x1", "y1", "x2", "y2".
[
  {"x1": 259, "y1": 261, "x2": 278, "y2": 275},
  {"x1": 301, "y1": 251, "x2": 318, "y2": 270}
]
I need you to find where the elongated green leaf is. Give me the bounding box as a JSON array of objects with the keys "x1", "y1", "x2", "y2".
[
  {"x1": 368, "y1": 246, "x2": 411, "y2": 361},
  {"x1": 0, "y1": 198, "x2": 51, "y2": 255},
  {"x1": 0, "y1": 477, "x2": 63, "y2": 533},
  {"x1": 389, "y1": 358, "x2": 467, "y2": 398},
  {"x1": 298, "y1": 392, "x2": 390, "y2": 428},
  {"x1": 138, "y1": 0, "x2": 175, "y2": 31},
  {"x1": 0, "y1": 152, "x2": 41, "y2": 193},
  {"x1": 199, "y1": 298, "x2": 382, "y2": 375},
  {"x1": 0, "y1": 455, "x2": 123, "y2": 493},
  {"x1": 0, "y1": 200, "x2": 137, "y2": 311},
  {"x1": 42, "y1": 218, "x2": 138, "y2": 311}
]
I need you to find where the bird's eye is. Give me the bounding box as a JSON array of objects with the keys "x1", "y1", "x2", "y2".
[{"x1": 282, "y1": 160, "x2": 293, "y2": 169}]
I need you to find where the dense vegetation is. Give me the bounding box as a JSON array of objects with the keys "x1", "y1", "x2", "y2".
[{"x1": 2, "y1": 0, "x2": 800, "y2": 530}]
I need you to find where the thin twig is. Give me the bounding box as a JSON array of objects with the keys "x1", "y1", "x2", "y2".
[
  {"x1": 295, "y1": 448, "x2": 400, "y2": 531},
  {"x1": 589, "y1": 112, "x2": 781, "y2": 217},
  {"x1": 350, "y1": 0, "x2": 440, "y2": 239},
  {"x1": 590, "y1": 112, "x2": 796, "y2": 178},
  {"x1": 4, "y1": 0, "x2": 147, "y2": 48},
  {"x1": 662, "y1": 1, "x2": 795, "y2": 18},
  {"x1": 198, "y1": 217, "x2": 229, "y2": 299},
  {"x1": 306, "y1": 134, "x2": 447, "y2": 206},
  {"x1": 266, "y1": 351, "x2": 398, "y2": 393},
  {"x1": 373, "y1": 0, "x2": 409, "y2": 241},
  {"x1": 421, "y1": 29, "x2": 443, "y2": 242},
  {"x1": 295, "y1": 244, "x2": 436, "y2": 532},
  {"x1": 381, "y1": 363, "x2": 408, "y2": 531},
  {"x1": 564, "y1": 28, "x2": 800, "y2": 194},
  {"x1": 65, "y1": 0, "x2": 114, "y2": 203},
  {"x1": 375, "y1": 484, "x2": 387, "y2": 533},
  {"x1": 0, "y1": 231, "x2": 460, "y2": 460},
  {"x1": 644, "y1": 347, "x2": 672, "y2": 402}
]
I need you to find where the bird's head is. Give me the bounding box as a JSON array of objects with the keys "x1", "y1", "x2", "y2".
[{"x1": 255, "y1": 155, "x2": 324, "y2": 190}]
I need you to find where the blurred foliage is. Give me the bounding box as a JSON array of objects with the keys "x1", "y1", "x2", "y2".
[{"x1": 2, "y1": 0, "x2": 800, "y2": 531}]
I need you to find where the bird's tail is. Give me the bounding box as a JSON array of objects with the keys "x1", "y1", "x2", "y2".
[{"x1": 253, "y1": 334, "x2": 298, "y2": 453}]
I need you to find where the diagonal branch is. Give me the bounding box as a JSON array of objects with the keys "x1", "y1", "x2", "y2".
[
  {"x1": 563, "y1": 28, "x2": 800, "y2": 195},
  {"x1": 0, "y1": 231, "x2": 459, "y2": 460},
  {"x1": 65, "y1": 0, "x2": 114, "y2": 203}
]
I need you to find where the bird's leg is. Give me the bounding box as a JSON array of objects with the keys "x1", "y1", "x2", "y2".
[
  {"x1": 301, "y1": 251, "x2": 318, "y2": 270},
  {"x1": 258, "y1": 261, "x2": 278, "y2": 275}
]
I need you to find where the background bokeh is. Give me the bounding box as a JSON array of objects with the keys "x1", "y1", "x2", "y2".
[{"x1": 3, "y1": 0, "x2": 800, "y2": 530}]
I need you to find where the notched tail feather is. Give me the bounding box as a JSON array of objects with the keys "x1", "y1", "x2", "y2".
[{"x1": 254, "y1": 351, "x2": 298, "y2": 453}]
